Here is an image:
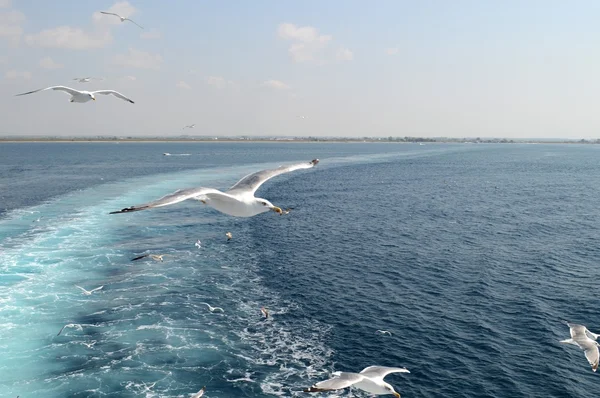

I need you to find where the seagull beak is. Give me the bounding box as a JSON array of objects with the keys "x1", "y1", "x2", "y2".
[
  {"x1": 394, "y1": 393, "x2": 401, "y2": 398},
  {"x1": 92, "y1": 97, "x2": 96, "y2": 101},
  {"x1": 271, "y1": 206, "x2": 282, "y2": 214}
]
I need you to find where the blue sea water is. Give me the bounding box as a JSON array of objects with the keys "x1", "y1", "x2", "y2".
[{"x1": 1, "y1": 142, "x2": 599, "y2": 397}]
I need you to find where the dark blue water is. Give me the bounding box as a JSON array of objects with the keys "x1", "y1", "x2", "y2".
[{"x1": 1, "y1": 142, "x2": 599, "y2": 397}]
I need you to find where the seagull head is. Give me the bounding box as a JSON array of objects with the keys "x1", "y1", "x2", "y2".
[
  {"x1": 89, "y1": 93, "x2": 96, "y2": 101},
  {"x1": 384, "y1": 383, "x2": 400, "y2": 397},
  {"x1": 255, "y1": 198, "x2": 282, "y2": 214}
]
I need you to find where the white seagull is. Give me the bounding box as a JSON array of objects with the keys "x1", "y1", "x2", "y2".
[
  {"x1": 100, "y1": 11, "x2": 144, "y2": 29},
  {"x1": 560, "y1": 322, "x2": 600, "y2": 372},
  {"x1": 304, "y1": 366, "x2": 409, "y2": 397},
  {"x1": 183, "y1": 124, "x2": 196, "y2": 129},
  {"x1": 376, "y1": 330, "x2": 393, "y2": 336},
  {"x1": 75, "y1": 285, "x2": 104, "y2": 295},
  {"x1": 73, "y1": 77, "x2": 103, "y2": 83},
  {"x1": 201, "y1": 303, "x2": 224, "y2": 313},
  {"x1": 16, "y1": 86, "x2": 134, "y2": 104},
  {"x1": 110, "y1": 159, "x2": 319, "y2": 217},
  {"x1": 190, "y1": 386, "x2": 206, "y2": 398},
  {"x1": 57, "y1": 323, "x2": 83, "y2": 336}
]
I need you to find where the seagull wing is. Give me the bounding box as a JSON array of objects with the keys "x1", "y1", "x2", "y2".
[
  {"x1": 131, "y1": 254, "x2": 149, "y2": 261},
  {"x1": 100, "y1": 11, "x2": 122, "y2": 18},
  {"x1": 16, "y1": 86, "x2": 82, "y2": 97},
  {"x1": 227, "y1": 159, "x2": 319, "y2": 196},
  {"x1": 92, "y1": 90, "x2": 135, "y2": 104},
  {"x1": 581, "y1": 341, "x2": 600, "y2": 371},
  {"x1": 304, "y1": 372, "x2": 364, "y2": 392},
  {"x1": 568, "y1": 323, "x2": 588, "y2": 339},
  {"x1": 124, "y1": 18, "x2": 144, "y2": 29},
  {"x1": 74, "y1": 285, "x2": 88, "y2": 293},
  {"x1": 359, "y1": 366, "x2": 410, "y2": 381},
  {"x1": 110, "y1": 187, "x2": 227, "y2": 214},
  {"x1": 57, "y1": 324, "x2": 72, "y2": 336},
  {"x1": 90, "y1": 286, "x2": 104, "y2": 293}
]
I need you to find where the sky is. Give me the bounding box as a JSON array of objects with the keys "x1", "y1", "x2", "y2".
[{"x1": 1, "y1": 0, "x2": 600, "y2": 138}]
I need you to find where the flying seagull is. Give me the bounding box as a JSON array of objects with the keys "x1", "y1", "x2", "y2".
[
  {"x1": 183, "y1": 124, "x2": 196, "y2": 129},
  {"x1": 226, "y1": 232, "x2": 232, "y2": 241},
  {"x1": 304, "y1": 366, "x2": 409, "y2": 397},
  {"x1": 131, "y1": 254, "x2": 165, "y2": 262},
  {"x1": 376, "y1": 330, "x2": 393, "y2": 336},
  {"x1": 16, "y1": 86, "x2": 134, "y2": 104},
  {"x1": 73, "y1": 77, "x2": 103, "y2": 83},
  {"x1": 110, "y1": 159, "x2": 319, "y2": 217},
  {"x1": 201, "y1": 302, "x2": 224, "y2": 313},
  {"x1": 57, "y1": 323, "x2": 83, "y2": 336},
  {"x1": 75, "y1": 285, "x2": 104, "y2": 295},
  {"x1": 190, "y1": 386, "x2": 206, "y2": 398},
  {"x1": 100, "y1": 11, "x2": 144, "y2": 29},
  {"x1": 560, "y1": 322, "x2": 600, "y2": 372},
  {"x1": 261, "y1": 306, "x2": 269, "y2": 319}
]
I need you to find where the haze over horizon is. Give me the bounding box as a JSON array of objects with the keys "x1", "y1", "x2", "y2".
[{"x1": 1, "y1": 0, "x2": 600, "y2": 139}]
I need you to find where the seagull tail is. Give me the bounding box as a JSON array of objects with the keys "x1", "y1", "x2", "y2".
[{"x1": 110, "y1": 205, "x2": 150, "y2": 214}]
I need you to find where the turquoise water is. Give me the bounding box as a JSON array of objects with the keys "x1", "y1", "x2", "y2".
[{"x1": 1, "y1": 143, "x2": 599, "y2": 397}]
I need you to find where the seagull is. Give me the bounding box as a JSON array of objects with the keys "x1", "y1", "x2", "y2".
[
  {"x1": 195, "y1": 240, "x2": 202, "y2": 248},
  {"x1": 261, "y1": 306, "x2": 269, "y2": 319},
  {"x1": 99, "y1": 11, "x2": 144, "y2": 29},
  {"x1": 75, "y1": 285, "x2": 104, "y2": 295},
  {"x1": 201, "y1": 302, "x2": 224, "y2": 313},
  {"x1": 304, "y1": 366, "x2": 409, "y2": 397},
  {"x1": 15, "y1": 86, "x2": 134, "y2": 104},
  {"x1": 131, "y1": 254, "x2": 165, "y2": 262},
  {"x1": 560, "y1": 322, "x2": 600, "y2": 372},
  {"x1": 73, "y1": 77, "x2": 102, "y2": 83},
  {"x1": 226, "y1": 232, "x2": 232, "y2": 241},
  {"x1": 57, "y1": 323, "x2": 83, "y2": 336},
  {"x1": 376, "y1": 330, "x2": 393, "y2": 336},
  {"x1": 190, "y1": 386, "x2": 206, "y2": 398},
  {"x1": 110, "y1": 159, "x2": 319, "y2": 217},
  {"x1": 183, "y1": 124, "x2": 196, "y2": 129}
]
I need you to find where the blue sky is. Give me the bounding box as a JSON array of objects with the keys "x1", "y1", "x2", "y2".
[{"x1": 1, "y1": 0, "x2": 600, "y2": 138}]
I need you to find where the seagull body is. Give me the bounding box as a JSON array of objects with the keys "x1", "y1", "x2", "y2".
[
  {"x1": 183, "y1": 124, "x2": 196, "y2": 129},
  {"x1": 261, "y1": 307, "x2": 269, "y2": 319},
  {"x1": 110, "y1": 159, "x2": 319, "y2": 217},
  {"x1": 201, "y1": 303, "x2": 224, "y2": 313},
  {"x1": 75, "y1": 285, "x2": 104, "y2": 295},
  {"x1": 57, "y1": 323, "x2": 83, "y2": 336},
  {"x1": 304, "y1": 366, "x2": 409, "y2": 396},
  {"x1": 226, "y1": 232, "x2": 232, "y2": 241},
  {"x1": 376, "y1": 330, "x2": 393, "y2": 336},
  {"x1": 131, "y1": 254, "x2": 165, "y2": 262},
  {"x1": 100, "y1": 11, "x2": 144, "y2": 29},
  {"x1": 190, "y1": 386, "x2": 205, "y2": 398},
  {"x1": 195, "y1": 240, "x2": 202, "y2": 248},
  {"x1": 16, "y1": 86, "x2": 134, "y2": 104},
  {"x1": 561, "y1": 322, "x2": 600, "y2": 372}
]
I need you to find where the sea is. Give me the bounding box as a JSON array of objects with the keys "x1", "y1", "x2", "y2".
[{"x1": 0, "y1": 142, "x2": 599, "y2": 397}]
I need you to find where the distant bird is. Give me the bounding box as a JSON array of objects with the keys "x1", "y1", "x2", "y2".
[
  {"x1": 75, "y1": 285, "x2": 103, "y2": 295},
  {"x1": 560, "y1": 322, "x2": 600, "y2": 372},
  {"x1": 304, "y1": 366, "x2": 409, "y2": 396},
  {"x1": 201, "y1": 302, "x2": 224, "y2": 313},
  {"x1": 376, "y1": 330, "x2": 392, "y2": 336},
  {"x1": 226, "y1": 232, "x2": 232, "y2": 241},
  {"x1": 73, "y1": 77, "x2": 103, "y2": 83},
  {"x1": 163, "y1": 153, "x2": 171, "y2": 156},
  {"x1": 183, "y1": 124, "x2": 196, "y2": 129},
  {"x1": 110, "y1": 159, "x2": 319, "y2": 217},
  {"x1": 261, "y1": 306, "x2": 269, "y2": 319},
  {"x1": 190, "y1": 386, "x2": 206, "y2": 398},
  {"x1": 57, "y1": 323, "x2": 83, "y2": 336},
  {"x1": 195, "y1": 240, "x2": 202, "y2": 248},
  {"x1": 15, "y1": 86, "x2": 134, "y2": 104},
  {"x1": 131, "y1": 254, "x2": 165, "y2": 262},
  {"x1": 100, "y1": 11, "x2": 144, "y2": 29},
  {"x1": 297, "y1": 115, "x2": 307, "y2": 119}
]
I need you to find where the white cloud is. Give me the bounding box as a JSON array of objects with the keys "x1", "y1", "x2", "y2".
[
  {"x1": 278, "y1": 23, "x2": 332, "y2": 63},
  {"x1": 336, "y1": 47, "x2": 353, "y2": 61},
  {"x1": 92, "y1": 1, "x2": 136, "y2": 26},
  {"x1": 176, "y1": 80, "x2": 191, "y2": 90},
  {"x1": 206, "y1": 76, "x2": 233, "y2": 88},
  {"x1": 0, "y1": 9, "x2": 24, "y2": 46},
  {"x1": 385, "y1": 47, "x2": 399, "y2": 55},
  {"x1": 25, "y1": 26, "x2": 111, "y2": 50},
  {"x1": 140, "y1": 29, "x2": 161, "y2": 40},
  {"x1": 39, "y1": 56, "x2": 63, "y2": 69},
  {"x1": 263, "y1": 79, "x2": 290, "y2": 90},
  {"x1": 5, "y1": 69, "x2": 31, "y2": 80},
  {"x1": 113, "y1": 48, "x2": 163, "y2": 70}
]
